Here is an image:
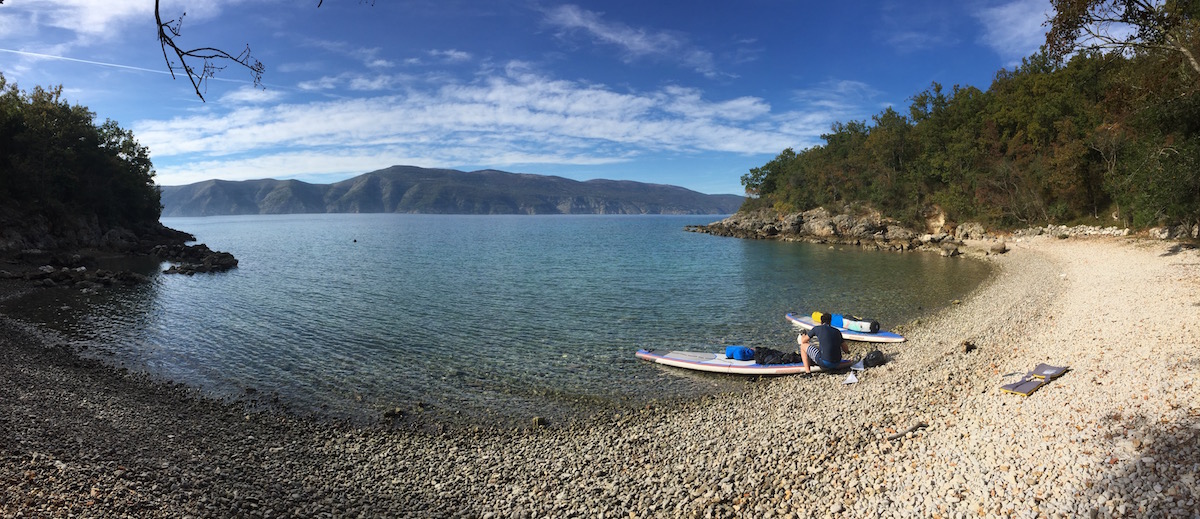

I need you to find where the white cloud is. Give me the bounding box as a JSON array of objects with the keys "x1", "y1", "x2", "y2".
[
  {"x1": 4, "y1": 0, "x2": 235, "y2": 42},
  {"x1": 544, "y1": 4, "x2": 719, "y2": 77},
  {"x1": 304, "y1": 39, "x2": 398, "y2": 69},
  {"x1": 298, "y1": 75, "x2": 340, "y2": 91},
  {"x1": 347, "y1": 74, "x2": 407, "y2": 91},
  {"x1": 877, "y1": 2, "x2": 958, "y2": 53},
  {"x1": 277, "y1": 61, "x2": 325, "y2": 73},
  {"x1": 429, "y1": 49, "x2": 472, "y2": 62},
  {"x1": 779, "y1": 80, "x2": 887, "y2": 144},
  {"x1": 295, "y1": 72, "x2": 415, "y2": 92},
  {"x1": 36, "y1": 0, "x2": 147, "y2": 39},
  {"x1": 975, "y1": 0, "x2": 1052, "y2": 64},
  {"x1": 886, "y1": 30, "x2": 949, "y2": 53},
  {"x1": 793, "y1": 80, "x2": 882, "y2": 114},
  {"x1": 219, "y1": 85, "x2": 285, "y2": 104},
  {"x1": 660, "y1": 86, "x2": 770, "y2": 121},
  {"x1": 138, "y1": 65, "x2": 828, "y2": 185}
]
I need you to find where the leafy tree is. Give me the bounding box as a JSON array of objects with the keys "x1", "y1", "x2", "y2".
[
  {"x1": 1045, "y1": 0, "x2": 1200, "y2": 78},
  {"x1": 0, "y1": 75, "x2": 162, "y2": 230},
  {"x1": 741, "y1": 45, "x2": 1197, "y2": 232}
]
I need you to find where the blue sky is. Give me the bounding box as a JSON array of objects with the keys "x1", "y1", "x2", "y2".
[{"x1": 0, "y1": 0, "x2": 1052, "y2": 195}]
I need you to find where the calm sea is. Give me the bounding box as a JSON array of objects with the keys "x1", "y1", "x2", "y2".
[{"x1": 7, "y1": 214, "x2": 991, "y2": 427}]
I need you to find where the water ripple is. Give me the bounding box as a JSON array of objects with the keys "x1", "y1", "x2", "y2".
[{"x1": 4, "y1": 214, "x2": 991, "y2": 427}]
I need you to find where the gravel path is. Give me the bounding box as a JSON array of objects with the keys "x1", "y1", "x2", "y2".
[{"x1": 2, "y1": 236, "x2": 1198, "y2": 518}]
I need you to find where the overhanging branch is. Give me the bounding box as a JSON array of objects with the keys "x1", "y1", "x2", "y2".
[{"x1": 155, "y1": 0, "x2": 264, "y2": 101}]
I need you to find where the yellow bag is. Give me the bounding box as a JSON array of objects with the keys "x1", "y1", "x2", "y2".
[{"x1": 811, "y1": 311, "x2": 824, "y2": 323}]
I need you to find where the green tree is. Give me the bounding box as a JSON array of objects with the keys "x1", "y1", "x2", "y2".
[
  {"x1": 1045, "y1": 0, "x2": 1200, "y2": 78},
  {"x1": 0, "y1": 75, "x2": 162, "y2": 231}
]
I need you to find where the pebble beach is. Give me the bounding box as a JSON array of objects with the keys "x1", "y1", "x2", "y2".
[{"x1": 2, "y1": 235, "x2": 1199, "y2": 518}]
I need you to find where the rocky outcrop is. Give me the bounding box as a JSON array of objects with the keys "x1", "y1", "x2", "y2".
[
  {"x1": 152, "y1": 244, "x2": 239, "y2": 275},
  {"x1": 0, "y1": 210, "x2": 195, "y2": 254},
  {"x1": 686, "y1": 207, "x2": 1009, "y2": 256},
  {"x1": 0, "y1": 265, "x2": 150, "y2": 289},
  {"x1": 1012, "y1": 224, "x2": 1131, "y2": 239}
]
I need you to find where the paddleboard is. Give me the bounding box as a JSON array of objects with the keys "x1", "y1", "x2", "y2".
[
  {"x1": 786, "y1": 312, "x2": 906, "y2": 343},
  {"x1": 634, "y1": 349, "x2": 826, "y2": 375}
]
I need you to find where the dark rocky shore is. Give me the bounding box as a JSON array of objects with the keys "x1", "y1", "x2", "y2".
[{"x1": 0, "y1": 217, "x2": 238, "y2": 288}]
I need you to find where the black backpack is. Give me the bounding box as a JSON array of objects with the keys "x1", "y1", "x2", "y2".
[
  {"x1": 863, "y1": 350, "x2": 886, "y2": 368},
  {"x1": 754, "y1": 347, "x2": 786, "y2": 365}
]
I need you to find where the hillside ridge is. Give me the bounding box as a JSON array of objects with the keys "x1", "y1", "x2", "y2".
[{"x1": 160, "y1": 166, "x2": 743, "y2": 216}]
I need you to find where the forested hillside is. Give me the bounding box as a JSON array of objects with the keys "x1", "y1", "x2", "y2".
[
  {"x1": 160, "y1": 166, "x2": 745, "y2": 216},
  {"x1": 0, "y1": 75, "x2": 176, "y2": 252},
  {"x1": 741, "y1": 47, "x2": 1200, "y2": 231}
]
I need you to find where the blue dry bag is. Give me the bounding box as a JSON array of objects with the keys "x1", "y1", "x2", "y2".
[{"x1": 725, "y1": 346, "x2": 755, "y2": 361}]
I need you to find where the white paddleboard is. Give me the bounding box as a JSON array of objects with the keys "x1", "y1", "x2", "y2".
[
  {"x1": 786, "y1": 312, "x2": 906, "y2": 343},
  {"x1": 634, "y1": 349, "x2": 826, "y2": 375}
]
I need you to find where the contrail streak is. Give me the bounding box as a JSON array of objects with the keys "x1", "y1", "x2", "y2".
[
  {"x1": 0, "y1": 48, "x2": 171, "y2": 75},
  {"x1": 0, "y1": 48, "x2": 251, "y2": 85}
]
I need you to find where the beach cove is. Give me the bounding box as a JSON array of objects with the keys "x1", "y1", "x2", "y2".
[{"x1": 2, "y1": 234, "x2": 1198, "y2": 517}]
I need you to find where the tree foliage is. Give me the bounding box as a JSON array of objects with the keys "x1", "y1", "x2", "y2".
[
  {"x1": 0, "y1": 75, "x2": 162, "y2": 227},
  {"x1": 1045, "y1": 0, "x2": 1200, "y2": 78},
  {"x1": 742, "y1": 46, "x2": 1200, "y2": 231}
]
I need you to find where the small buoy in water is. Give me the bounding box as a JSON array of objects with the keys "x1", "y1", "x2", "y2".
[{"x1": 353, "y1": 239, "x2": 357, "y2": 243}]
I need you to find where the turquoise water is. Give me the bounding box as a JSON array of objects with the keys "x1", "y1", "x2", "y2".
[{"x1": 8, "y1": 214, "x2": 991, "y2": 427}]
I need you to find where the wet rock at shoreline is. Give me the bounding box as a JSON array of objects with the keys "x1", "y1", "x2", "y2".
[
  {"x1": 10, "y1": 265, "x2": 149, "y2": 288},
  {"x1": 153, "y1": 243, "x2": 239, "y2": 275}
]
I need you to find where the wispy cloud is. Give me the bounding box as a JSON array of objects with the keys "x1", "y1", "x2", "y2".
[
  {"x1": 975, "y1": 0, "x2": 1051, "y2": 65},
  {"x1": 429, "y1": 49, "x2": 472, "y2": 62},
  {"x1": 219, "y1": 85, "x2": 286, "y2": 104},
  {"x1": 28, "y1": 0, "x2": 147, "y2": 39},
  {"x1": 137, "y1": 64, "x2": 830, "y2": 184},
  {"x1": 3, "y1": 0, "x2": 234, "y2": 43},
  {"x1": 793, "y1": 80, "x2": 883, "y2": 114},
  {"x1": 304, "y1": 38, "x2": 396, "y2": 69},
  {"x1": 296, "y1": 71, "x2": 416, "y2": 92},
  {"x1": 543, "y1": 4, "x2": 720, "y2": 78},
  {"x1": 781, "y1": 80, "x2": 887, "y2": 139},
  {"x1": 877, "y1": 2, "x2": 957, "y2": 53}
]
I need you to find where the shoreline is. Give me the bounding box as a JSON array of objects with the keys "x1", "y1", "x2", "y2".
[{"x1": 3, "y1": 235, "x2": 1199, "y2": 517}]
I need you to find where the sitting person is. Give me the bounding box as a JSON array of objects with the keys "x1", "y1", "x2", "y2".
[{"x1": 799, "y1": 313, "x2": 854, "y2": 373}]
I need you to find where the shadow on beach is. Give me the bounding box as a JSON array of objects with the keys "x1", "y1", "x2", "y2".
[{"x1": 1094, "y1": 410, "x2": 1200, "y2": 516}]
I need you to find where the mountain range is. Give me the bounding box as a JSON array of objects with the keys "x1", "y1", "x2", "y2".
[{"x1": 158, "y1": 166, "x2": 744, "y2": 217}]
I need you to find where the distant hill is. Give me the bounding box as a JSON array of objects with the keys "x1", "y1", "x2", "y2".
[{"x1": 159, "y1": 166, "x2": 744, "y2": 217}]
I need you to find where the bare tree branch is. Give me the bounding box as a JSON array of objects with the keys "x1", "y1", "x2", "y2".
[
  {"x1": 6, "y1": 0, "x2": 373, "y2": 101},
  {"x1": 155, "y1": 0, "x2": 265, "y2": 102}
]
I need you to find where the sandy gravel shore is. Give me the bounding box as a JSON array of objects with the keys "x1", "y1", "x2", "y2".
[{"x1": 2, "y1": 235, "x2": 1198, "y2": 518}]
